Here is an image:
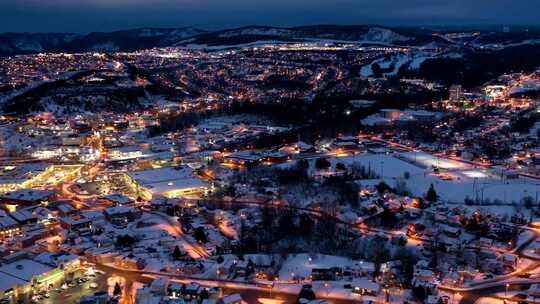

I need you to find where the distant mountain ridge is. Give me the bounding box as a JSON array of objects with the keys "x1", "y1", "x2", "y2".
[
  {"x1": 0, "y1": 27, "x2": 207, "y2": 56},
  {"x1": 173, "y1": 25, "x2": 447, "y2": 48},
  {"x1": 2, "y1": 25, "x2": 540, "y2": 56}
]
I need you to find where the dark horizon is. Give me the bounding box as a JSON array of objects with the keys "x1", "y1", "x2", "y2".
[
  {"x1": 2, "y1": 0, "x2": 540, "y2": 33},
  {"x1": 0, "y1": 22, "x2": 538, "y2": 35}
]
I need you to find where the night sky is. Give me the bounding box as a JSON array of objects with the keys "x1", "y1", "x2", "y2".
[{"x1": 1, "y1": 0, "x2": 538, "y2": 33}]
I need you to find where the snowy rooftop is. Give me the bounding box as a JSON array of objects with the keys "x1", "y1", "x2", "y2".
[
  {"x1": 0, "y1": 258, "x2": 54, "y2": 282},
  {"x1": 0, "y1": 272, "x2": 26, "y2": 293},
  {"x1": 0, "y1": 163, "x2": 48, "y2": 184},
  {"x1": 1, "y1": 189, "x2": 55, "y2": 202},
  {"x1": 127, "y1": 166, "x2": 208, "y2": 193}
]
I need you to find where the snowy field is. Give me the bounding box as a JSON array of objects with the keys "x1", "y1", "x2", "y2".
[
  {"x1": 325, "y1": 153, "x2": 540, "y2": 206},
  {"x1": 399, "y1": 152, "x2": 471, "y2": 170}
]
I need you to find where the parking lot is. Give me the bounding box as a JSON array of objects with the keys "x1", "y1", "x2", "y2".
[{"x1": 34, "y1": 270, "x2": 109, "y2": 304}]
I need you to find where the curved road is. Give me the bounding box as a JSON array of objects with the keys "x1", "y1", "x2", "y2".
[{"x1": 94, "y1": 263, "x2": 359, "y2": 304}]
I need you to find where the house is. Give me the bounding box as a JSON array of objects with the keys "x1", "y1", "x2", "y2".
[
  {"x1": 150, "y1": 277, "x2": 169, "y2": 295},
  {"x1": 347, "y1": 260, "x2": 376, "y2": 278},
  {"x1": 48, "y1": 200, "x2": 78, "y2": 216},
  {"x1": 442, "y1": 225, "x2": 460, "y2": 238},
  {"x1": 135, "y1": 287, "x2": 161, "y2": 304},
  {"x1": 310, "y1": 267, "x2": 342, "y2": 281},
  {"x1": 0, "y1": 216, "x2": 20, "y2": 238},
  {"x1": 263, "y1": 150, "x2": 290, "y2": 163},
  {"x1": 9, "y1": 208, "x2": 38, "y2": 225},
  {"x1": 0, "y1": 189, "x2": 55, "y2": 210},
  {"x1": 414, "y1": 269, "x2": 435, "y2": 284},
  {"x1": 293, "y1": 141, "x2": 315, "y2": 153},
  {"x1": 333, "y1": 136, "x2": 360, "y2": 151},
  {"x1": 100, "y1": 194, "x2": 132, "y2": 206},
  {"x1": 107, "y1": 145, "x2": 144, "y2": 161},
  {"x1": 184, "y1": 282, "x2": 202, "y2": 300},
  {"x1": 103, "y1": 206, "x2": 141, "y2": 223},
  {"x1": 223, "y1": 151, "x2": 263, "y2": 166},
  {"x1": 351, "y1": 278, "x2": 380, "y2": 296},
  {"x1": 59, "y1": 215, "x2": 92, "y2": 231},
  {"x1": 167, "y1": 282, "x2": 184, "y2": 298},
  {"x1": 248, "y1": 255, "x2": 275, "y2": 279},
  {"x1": 229, "y1": 259, "x2": 250, "y2": 278},
  {"x1": 499, "y1": 253, "x2": 518, "y2": 269}
]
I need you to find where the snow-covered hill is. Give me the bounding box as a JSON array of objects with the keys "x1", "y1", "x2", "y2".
[
  {"x1": 3, "y1": 25, "x2": 540, "y2": 56},
  {"x1": 0, "y1": 27, "x2": 207, "y2": 56},
  {"x1": 173, "y1": 25, "x2": 441, "y2": 48}
]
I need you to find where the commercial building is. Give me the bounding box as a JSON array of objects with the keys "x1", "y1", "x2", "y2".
[{"x1": 125, "y1": 166, "x2": 210, "y2": 200}]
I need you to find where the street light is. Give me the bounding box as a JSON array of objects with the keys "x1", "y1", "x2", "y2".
[
  {"x1": 506, "y1": 283, "x2": 510, "y2": 298},
  {"x1": 324, "y1": 282, "x2": 329, "y2": 296}
]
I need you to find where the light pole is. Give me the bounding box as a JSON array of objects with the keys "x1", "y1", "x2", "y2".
[{"x1": 324, "y1": 282, "x2": 329, "y2": 296}]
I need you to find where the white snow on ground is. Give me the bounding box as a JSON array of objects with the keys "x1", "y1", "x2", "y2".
[
  {"x1": 278, "y1": 253, "x2": 354, "y2": 281},
  {"x1": 361, "y1": 27, "x2": 410, "y2": 43},
  {"x1": 360, "y1": 51, "x2": 464, "y2": 77},
  {"x1": 473, "y1": 297, "x2": 506, "y2": 304},
  {"x1": 360, "y1": 54, "x2": 412, "y2": 78},
  {"x1": 317, "y1": 152, "x2": 540, "y2": 206},
  {"x1": 408, "y1": 52, "x2": 463, "y2": 70},
  {"x1": 359, "y1": 53, "x2": 416, "y2": 77},
  {"x1": 360, "y1": 58, "x2": 383, "y2": 77},
  {"x1": 0, "y1": 123, "x2": 56, "y2": 155},
  {"x1": 510, "y1": 79, "x2": 540, "y2": 95},
  {"x1": 384, "y1": 53, "x2": 411, "y2": 77},
  {"x1": 322, "y1": 153, "x2": 425, "y2": 178},
  {"x1": 408, "y1": 55, "x2": 429, "y2": 70},
  {"x1": 399, "y1": 152, "x2": 470, "y2": 170}
]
